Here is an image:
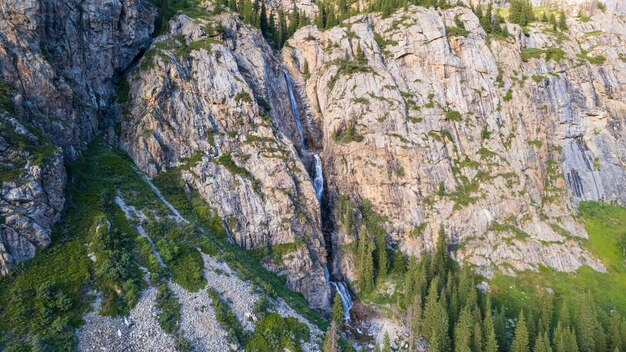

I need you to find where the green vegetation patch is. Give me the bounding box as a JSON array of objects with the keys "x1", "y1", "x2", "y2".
[
  {"x1": 520, "y1": 48, "x2": 566, "y2": 62},
  {"x1": 244, "y1": 312, "x2": 310, "y2": 352},
  {"x1": 491, "y1": 201, "x2": 626, "y2": 316}
]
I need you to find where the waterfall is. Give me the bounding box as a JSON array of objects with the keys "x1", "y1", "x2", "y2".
[
  {"x1": 282, "y1": 69, "x2": 305, "y2": 148},
  {"x1": 282, "y1": 67, "x2": 353, "y2": 322},
  {"x1": 313, "y1": 154, "x2": 324, "y2": 202},
  {"x1": 331, "y1": 281, "x2": 354, "y2": 321}
]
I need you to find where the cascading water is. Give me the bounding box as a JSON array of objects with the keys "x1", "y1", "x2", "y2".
[
  {"x1": 282, "y1": 69, "x2": 305, "y2": 148},
  {"x1": 332, "y1": 281, "x2": 354, "y2": 321},
  {"x1": 283, "y1": 68, "x2": 354, "y2": 322},
  {"x1": 313, "y1": 155, "x2": 324, "y2": 202}
]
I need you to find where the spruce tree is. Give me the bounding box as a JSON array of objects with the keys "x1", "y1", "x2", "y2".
[
  {"x1": 558, "y1": 9, "x2": 567, "y2": 30},
  {"x1": 566, "y1": 327, "x2": 580, "y2": 352},
  {"x1": 430, "y1": 227, "x2": 449, "y2": 279},
  {"x1": 322, "y1": 322, "x2": 340, "y2": 352},
  {"x1": 423, "y1": 279, "x2": 450, "y2": 351},
  {"x1": 575, "y1": 295, "x2": 598, "y2": 352},
  {"x1": 278, "y1": 9, "x2": 287, "y2": 48},
  {"x1": 511, "y1": 310, "x2": 530, "y2": 352},
  {"x1": 406, "y1": 294, "x2": 422, "y2": 351},
  {"x1": 382, "y1": 332, "x2": 392, "y2": 352},
  {"x1": 534, "y1": 332, "x2": 553, "y2": 352},
  {"x1": 357, "y1": 235, "x2": 375, "y2": 293},
  {"x1": 472, "y1": 321, "x2": 483, "y2": 352},
  {"x1": 483, "y1": 295, "x2": 498, "y2": 352},
  {"x1": 494, "y1": 305, "x2": 507, "y2": 351},
  {"x1": 259, "y1": 1, "x2": 269, "y2": 35},
  {"x1": 331, "y1": 294, "x2": 344, "y2": 329},
  {"x1": 607, "y1": 310, "x2": 622, "y2": 352},
  {"x1": 553, "y1": 321, "x2": 567, "y2": 352},
  {"x1": 375, "y1": 230, "x2": 388, "y2": 286},
  {"x1": 454, "y1": 307, "x2": 472, "y2": 352}
]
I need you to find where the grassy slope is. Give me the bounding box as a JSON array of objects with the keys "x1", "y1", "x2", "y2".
[
  {"x1": 491, "y1": 201, "x2": 626, "y2": 315},
  {"x1": 0, "y1": 138, "x2": 326, "y2": 350}
]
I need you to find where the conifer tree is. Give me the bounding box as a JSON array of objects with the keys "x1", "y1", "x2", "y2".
[
  {"x1": 357, "y1": 235, "x2": 375, "y2": 293},
  {"x1": 607, "y1": 310, "x2": 623, "y2": 352},
  {"x1": 278, "y1": 9, "x2": 287, "y2": 48},
  {"x1": 382, "y1": 332, "x2": 392, "y2": 352},
  {"x1": 494, "y1": 305, "x2": 507, "y2": 351},
  {"x1": 483, "y1": 299, "x2": 498, "y2": 352},
  {"x1": 511, "y1": 310, "x2": 530, "y2": 352},
  {"x1": 527, "y1": 308, "x2": 536, "y2": 348},
  {"x1": 260, "y1": 1, "x2": 269, "y2": 35},
  {"x1": 375, "y1": 230, "x2": 388, "y2": 286},
  {"x1": 406, "y1": 294, "x2": 422, "y2": 351},
  {"x1": 575, "y1": 295, "x2": 599, "y2": 352},
  {"x1": 553, "y1": 321, "x2": 567, "y2": 352},
  {"x1": 566, "y1": 327, "x2": 580, "y2": 352},
  {"x1": 430, "y1": 227, "x2": 449, "y2": 279},
  {"x1": 534, "y1": 332, "x2": 553, "y2": 352},
  {"x1": 473, "y1": 321, "x2": 483, "y2": 352},
  {"x1": 423, "y1": 279, "x2": 450, "y2": 351},
  {"x1": 454, "y1": 307, "x2": 473, "y2": 352},
  {"x1": 550, "y1": 13, "x2": 558, "y2": 30},
  {"x1": 558, "y1": 9, "x2": 567, "y2": 30},
  {"x1": 331, "y1": 294, "x2": 344, "y2": 329},
  {"x1": 322, "y1": 322, "x2": 340, "y2": 352}
]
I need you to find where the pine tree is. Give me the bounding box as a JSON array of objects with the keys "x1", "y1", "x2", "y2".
[
  {"x1": 538, "y1": 293, "x2": 553, "y2": 337},
  {"x1": 382, "y1": 332, "x2": 392, "y2": 352},
  {"x1": 524, "y1": 0, "x2": 534, "y2": 22},
  {"x1": 268, "y1": 11, "x2": 276, "y2": 48},
  {"x1": 534, "y1": 332, "x2": 553, "y2": 352},
  {"x1": 483, "y1": 295, "x2": 498, "y2": 352},
  {"x1": 550, "y1": 13, "x2": 558, "y2": 30},
  {"x1": 357, "y1": 235, "x2": 375, "y2": 293},
  {"x1": 527, "y1": 308, "x2": 536, "y2": 348},
  {"x1": 331, "y1": 294, "x2": 344, "y2": 329},
  {"x1": 338, "y1": 0, "x2": 349, "y2": 19},
  {"x1": 375, "y1": 230, "x2": 388, "y2": 286},
  {"x1": 322, "y1": 322, "x2": 340, "y2": 352},
  {"x1": 575, "y1": 295, "x2": 598, "y2": 352},
  {"x1": 511, "y1": 310, "x2": 530, "y2": 352},
  {"x1": 278, "y1": 9, "x2": 287, "y2": 48},
  {"x1": 406, "y1": 294, "x2": 422, "y2": 350},
  {"x1": 553, "y1": 321, "x2": 567, "y2": 352},
  {"x1": 259, "y1": 1, "x2": 269, "y2": 35},
  {"x1": 430, "y1": 226, "x2": 449, "y2": 279},
  {"x1": 558, "y1": 9, "x2": 567, "y2": 30},
  {"x1": 454, "y1": 307, "x2": 473, "y2": 352},
  {"x1": 566, "y1": 326, "x2": 580, "y2": 352},
  {"x1": 509, "y1": 0, "x2": 523, "y2": 24},
  {"x1": 473, "y1": 321, "x2": 483, "y2": 352},
  {"x1": 607, "y1": 310, "x2": 622, "y2": 352},
  {"x1": 423, "y1": 280, "x2": 450, "y2": 351},
  {"x1": 494, "y1": 305, "x2": 507, "y2": 351},
  {"x1": 483, "y1": 4, "x2": 493, "y2": 33}
]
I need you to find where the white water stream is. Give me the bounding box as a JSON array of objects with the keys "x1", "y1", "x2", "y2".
[{"x1": 283, "y1": 68, "x2": 353, "y2": 322}]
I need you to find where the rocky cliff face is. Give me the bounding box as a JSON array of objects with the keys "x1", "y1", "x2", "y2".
[
  {"x1": 281, "y1": 6, "x2": 625, "y2": 279},
  {"x1": 0, "y1": 114, "x2": 65, "y2": 275},
  {"x1": 0, "y1": 0, "x2": 155, "y2": 274},
  {"x1": 117, "y1": 4, "x2": 330, "y2": 309}
]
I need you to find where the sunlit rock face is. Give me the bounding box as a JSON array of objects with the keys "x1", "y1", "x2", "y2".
[{"x1": 282, "y1": 5, "x2": 624, "y2": 280}]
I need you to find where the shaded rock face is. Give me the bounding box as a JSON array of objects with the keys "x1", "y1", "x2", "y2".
[
  {"x1": 0, "y1": 115, "x2": 65, "y2": 274},
  {"x1": 282, "y1": 6, "x2": 625, "y2": 279},
  {"x1": 118, "y1": 8, "x2": 330, "y2": 309},
  {"x1": 0, "y1": 0, "x2": 155, "y2": 156},
  {"x1": 0, "y1": 0, "x2": 155, "y2": 273}
]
